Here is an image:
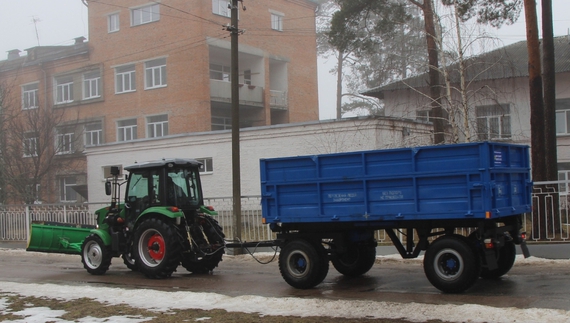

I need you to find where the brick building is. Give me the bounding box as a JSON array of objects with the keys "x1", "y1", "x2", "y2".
[{"x1": 0, "y1": 0, "x2": 319, "y2": 204}]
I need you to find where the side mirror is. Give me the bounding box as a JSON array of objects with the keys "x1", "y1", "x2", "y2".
[{"x1": 105, "y1": 180, "x2": 112, "y2": 196}]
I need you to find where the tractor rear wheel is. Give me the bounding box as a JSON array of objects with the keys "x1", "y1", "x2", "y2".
[
  {"x1": 81, "y1": 234, "x2": 112, "y2": 275},
  {"x1": 134, "y1": 217, "x2": 181, "y2": 278},
  {"x1": 180, "y1": 215, "x2": 225, "y2": 274}
]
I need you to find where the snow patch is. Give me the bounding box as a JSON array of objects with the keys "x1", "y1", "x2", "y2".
[{"x1": 1, "y1": 282, "x2": 570, "y2": 323}]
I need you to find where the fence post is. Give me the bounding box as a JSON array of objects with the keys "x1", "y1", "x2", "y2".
[
  {"x1": 25, "y1": 205, "x2": 30, "y2": 243},
  {"x1": 63, "y1": 204, "x2": 67, "y2": 223}
]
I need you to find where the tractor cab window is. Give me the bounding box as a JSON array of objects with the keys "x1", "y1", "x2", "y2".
[
  {"x1": 126, "y1": 170, "x2": 160, "y2": 219},
  {"x1": 166, "y1": 168, "x2": 201, "y2": 207},
  {"x1": 127, "y1": 172, "x2": 149, "y2": 200}
]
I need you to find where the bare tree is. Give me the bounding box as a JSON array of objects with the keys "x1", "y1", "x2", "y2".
[{"x1": 0, "y1": 82, "x2": 82, "y2": 204}]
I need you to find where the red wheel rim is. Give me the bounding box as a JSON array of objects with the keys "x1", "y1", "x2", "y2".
[{"x1": 147, "y1": 234, "x2": 165, "y2": 261}]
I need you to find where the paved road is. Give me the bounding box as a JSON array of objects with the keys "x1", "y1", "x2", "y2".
[{"x1": 1, "y1": 243, "x2": 570, "y2": 312}]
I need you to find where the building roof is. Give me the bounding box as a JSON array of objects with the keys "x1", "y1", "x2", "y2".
[
  {"x1": 363, "y1": 36, "x2": 570, "y2": 99},
  {"x1": 0, "y1": 37, "x2": 89, "y2": 73}
]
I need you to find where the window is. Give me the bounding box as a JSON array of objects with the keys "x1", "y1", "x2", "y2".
[
  {"x1": 55, "y1": 129, "x2": 74, "y2": 155},
  {"x1": 559, "y1": 171, "x2": 570, "y2": 194},
  {"x1": 131, "y1": 3, "x2": 160, "y2": 26},
  {"x1": 212, "y1": 0, "x2": 230, "y2": 17},
  {"x1": 211, "y1": 116, "x2": 231, "y2": 130},
  {"x1": 147, "y1": 114, "x2": 168, "y2": 138},
  {"x1": 59, "y1": 177, "x2": 77, "y2": 202},
  {"x1": 23, "y1": 132, "x2": 38, "y2": 157},
  {"x1": 558, "y1": 163, "x2": 570, "y2": 193},
  {"x1": 22, "y1": 83, "x2": 39, "y2": 110},
  {"x1": 196, "y1": 158, "x2": 214, "y2": 174},
  {"x1": 108, "y1": 13, "x2": 120, "y2": 32},
  {"x1": 476, "y1": 104, "x2": 511, "y2": 140},
  {"x1": 115, "y1": 64, "x2": 136, "y2": 93},
  {"x1": 103, "y1": 165, "x2": 123, "y2": 179},
  {"x1": 271, "y1": 12, "x2": 283, "y2": 31},
  {"x1": 117, "y1": 119, "x2": 137, "y2": 142},
  {"x1": 83, "y1": 71, "x2": 101, "y2": 99},
  {"x1": 145, "y1": 58, "x2": 167, "y2": 89},
  {"x1": 416, "y1": 110, "x2": 432, "y2": 122},
  {"x1": 556, "y1": 99, "x2": 570, "y2": 135},
  {"x1": 84, "y1": 122, "x2": 103, "y2": 147},
  {"x1": 243, "y1": 70, "x2": 252, "y2": 85},
  {"x1": 210, "y1": 64, "x2": 231, "y2": 82},
  {"x1": 55, "y1": 76, "x2": 74, "y2": 104}
]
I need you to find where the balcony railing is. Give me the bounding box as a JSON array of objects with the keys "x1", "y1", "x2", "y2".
[
  {"x1": 270, "y1": 90, "x2": 287, "y2": 109},
  {"x1": 210, "y1": 80, "x2": 264, "y2": 106}
]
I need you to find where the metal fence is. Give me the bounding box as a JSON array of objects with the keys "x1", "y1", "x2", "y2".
[
  {"x1": 2, "y1": 185, "x2": 570, "y2": 243},
  {"x1": 0, "y1": 203, "x2": 106, "y2": 241}
]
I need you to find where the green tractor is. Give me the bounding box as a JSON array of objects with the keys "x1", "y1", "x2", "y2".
[{"x1": 27, "y1": 158, "x2": 226, "y2": 278}]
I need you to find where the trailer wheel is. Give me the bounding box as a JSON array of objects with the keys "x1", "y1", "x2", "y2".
[
  {"x1": 331, "y1": 243, "x2": 376, "y2": 277},
  {"x1": 134, "y1": 217, "x2": 181, "y2": 278},
  {"x1": 468, "y1": 232, "x2": 516, "y2": 279},
  {"x1": 424, "y1": 235, "x2": 481, "y2": 293},
  {"x1": 313, "y1": 240, "x2": 330, "y2": 286},
  {"x1": 279, "y1": 239, "x2": 329, "y2": 289},
  {"x1": 480, "y1": 240, "x2": 516, "y2": 279},
  {"x1": 81, "y1": 234, "x2": 112, "y2": 275}
]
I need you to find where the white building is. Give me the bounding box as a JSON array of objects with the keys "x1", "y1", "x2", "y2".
[
  {"x1": 86, "y1": 117, "x2": 432, "y2": 202},
  {"x1": 363, "y1": 36, "x2": 570, "y2": 186}
]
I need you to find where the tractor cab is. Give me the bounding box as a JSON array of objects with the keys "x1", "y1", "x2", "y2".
[{"x1": 123, "y1": 158, "x2": 204, "y2": 223}]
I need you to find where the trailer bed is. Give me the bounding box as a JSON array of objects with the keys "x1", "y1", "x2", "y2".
[{"x1": 260, "y1": 142, "x2": 531, "y2": 225}]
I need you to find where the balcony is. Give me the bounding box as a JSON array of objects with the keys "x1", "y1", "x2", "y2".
[{"x1": 210, "y1": 80, "x2": 264, "y2": 107}]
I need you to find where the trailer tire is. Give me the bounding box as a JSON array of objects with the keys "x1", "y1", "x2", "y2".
[
  {"x1": 424, "y1": 235, "x2": 481, "y2": 293},
  {"x1": 332, "y1": 244, "x2": 376, "y2": 277},
  {"x1": 312, "y1": 240, "x2": 330, "y2": 286},
  {"x1": 279, "y1": 239, "x2": 329, "y2": 289},
  {"x1": 82, "y1": 234, "x2": 112, "y2": 275},
  {"x1": 480, "y1": 240, "x2": 516, "y2": 279},
  {"x1": 134, "y1": 217, "x2": 181, "y2": 278}
]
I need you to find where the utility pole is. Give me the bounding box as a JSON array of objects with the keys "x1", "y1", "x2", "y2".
[
  {"x1": 227, "y1": 0, "x2": 245, "y2": 254},
  {"x1": 523, "y1": 0, "x2": 546, "y2": 182},
  {"x1": 542, "y1": 0, "x2": 557, "y2": 181}
]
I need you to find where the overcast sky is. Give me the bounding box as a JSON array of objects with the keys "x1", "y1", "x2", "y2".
[{"x1": 1, "y1": 0, "x2": 570, "y2": 120}]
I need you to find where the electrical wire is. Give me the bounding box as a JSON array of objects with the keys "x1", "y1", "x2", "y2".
[{"x1": 228, "y1": 237, "x2": 279, "y2": 265}]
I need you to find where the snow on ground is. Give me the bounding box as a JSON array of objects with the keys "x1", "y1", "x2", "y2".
[{"x1": 1, "y1": 250, "x2": 570, "y2": 323}]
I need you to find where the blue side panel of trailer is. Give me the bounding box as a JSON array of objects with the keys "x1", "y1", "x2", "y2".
[{"x1": 260, "y1": 142, "x2": 532, "y2": 224}]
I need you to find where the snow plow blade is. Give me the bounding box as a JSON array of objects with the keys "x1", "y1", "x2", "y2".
[{"x1": 26, "y1": 221, "x2": 96, "y2": 254}]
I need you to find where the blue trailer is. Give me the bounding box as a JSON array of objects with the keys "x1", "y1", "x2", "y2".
[{"x1": 260, "y1": 142, "x2": 532, "y2": 293}]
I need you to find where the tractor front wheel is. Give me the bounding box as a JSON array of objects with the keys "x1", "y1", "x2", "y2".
[
  {"x1": 81, "y1": 234, "x2": 112, "y2": 275},
  {"x1": 134, "y1": 217, "x2": 181, "y2": 278}
]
